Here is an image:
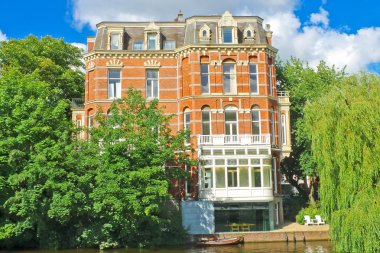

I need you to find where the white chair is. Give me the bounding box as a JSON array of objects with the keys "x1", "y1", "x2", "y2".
[
  {"x1": 304, "y1": 215, "x2": 316, "y2": 226},
  {"x1": 315, "y1": 215, "x2": 326, "y2": 225}
]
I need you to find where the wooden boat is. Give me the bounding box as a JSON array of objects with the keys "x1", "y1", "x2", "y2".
[{"x1": 197, "y1": 236, "x2": 244, "y2": 246}]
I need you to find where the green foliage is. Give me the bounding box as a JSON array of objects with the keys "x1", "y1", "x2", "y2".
[
  {"x1": 73, "y1": 89, "x2": 191, "y2": 248},
  {"x1": 304, "y1": 73, "x2": 380, "y2": 252},
  {"x1": 0, "y1": 36, "x2": 189, "y2": 249},
  {"x1": 295, "y1": 204, "x2": 320, "y2": 224},
  {"x1": 277, "y1": 58, "x2": 345, "y2": 200},
  {"x1": 0, "y1": 35, "x2": 84, "y2": 99}
]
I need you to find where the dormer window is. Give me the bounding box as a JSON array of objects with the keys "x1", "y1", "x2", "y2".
[
  {"x1": 163, "y1": 40, "x2": 176, "y2": 50},
  {"x1": 222, "y1": 27, "x2": 233, "y2": 43},
  {"x1": 199, "y1": 24, "x2": 211, "y2": 42},
  {"x1": 110, "y1": 34, "x2": 120, "y2": 50},
  {"x1": 244, "y1": 24, "x2": 256, "y2": 40},
  {"x1": 144, "y1": 22, "x2": 160, "y2": 50},
  {"x1": 133, "y1": 40, "x2": 143, "y2": 50},
  {"x1": 218, "y1": 11, "x2": 237, "y2": 44},
  {"x1": 147, "y1": 34, "x2": 156, "y2": 50}
]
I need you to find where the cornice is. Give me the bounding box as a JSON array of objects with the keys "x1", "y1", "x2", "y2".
[{"x1": 83, "y1": 44, "x2": 278, "y2": 61}]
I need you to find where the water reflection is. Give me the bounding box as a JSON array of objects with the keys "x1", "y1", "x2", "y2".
[{"x1": 3, "y1": 241, "x2": 333, "y2": 253}]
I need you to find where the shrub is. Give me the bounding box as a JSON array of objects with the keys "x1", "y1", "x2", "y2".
[{"x1": 296, "y1": 204, "x2": 320, "y2": 224}]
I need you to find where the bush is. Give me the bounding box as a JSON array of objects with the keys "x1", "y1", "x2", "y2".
[{"x1": 295, "y1": 204, "x2": 320, "y2": 224}]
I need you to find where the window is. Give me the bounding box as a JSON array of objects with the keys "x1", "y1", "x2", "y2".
[
  {"x1": 204, "y1": 168, "x2": 213, "y2": 189},
  {"x1": 108, "y1": 69, "x2": 121, "y2": 99},
  {"x1": 228, "y1": 167, "x2": 238, "y2": 187},
  {"x1": 163, "y1": 40, "x2": 175, "y2": 50},
  {"x1": 133, "y1": 41, "x2": 143, "y2": 50},
  {"x1": 225, "y1": 107, "x2": 238, "y2": 138},
  {"x1": 223, "y1": 62, "x2": 236, "y2": 94},
  {"x1": 202, "y1": 30, "x2": 207, "y2": 37},
  {"x1": 110, "y1": 33, "x2": 120, "y2": 50},
  {"x1": 251, "y1": 106, "x2": 261, "y2": 135},
  {"x1": 146, "y1": 69, "x2": 158, "y2": 98},
  {"x1": 247, "y1": 30, "x2": 252, "y2": 38},
  {"x1": 184, "y1": 109, "x2": 190, "y2": 144},
  {"x1": 147, "y1": 34, "x2": 156, "y2": 50},
  {"x1": 223, "y1": 27, "x2": 233, "y2": 43},
  {"x1": 201, "y1": 107, "x2": 211, "y2": 135},
  {"x1": 268, "y1": 65, "x2": 273, "y2": 95},
  {"x1": 201, "y1": 64, "x2": 209, "y2": 94},
  {"x1": 239, "y1": 167, "x2": 249, "y2": 187},
  {"x1": 281, "y1": 114, "x2": 287, "y2": 145},
  {"x1": 249, "y1": 63, "x2": 258, "y2": 93},
  {"x1": 270, "y1": 108, "x2": 275, "y2": 145},
  {"x1": 216, "y1": 167, "x2": 226, "y2": 188},
  {"x1": 251, "y1": 166, "x2": 261, "y2": 187}
]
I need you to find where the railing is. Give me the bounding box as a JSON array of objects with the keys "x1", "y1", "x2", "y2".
[
  {"x1": 277, "y1": 91, "x2": 290, "y2": 97},
  {"x1": 198, "y1": 134, "x2": 270, "y2": 145}
]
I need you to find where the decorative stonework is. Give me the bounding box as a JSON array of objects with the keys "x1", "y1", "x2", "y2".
[
  {"x1": 144, "y1": 59, "x2": 161, "y2": 68},
  {"x1": 144, "y1": 22, "x2": 160, "y2": 32},
  {"x1": 237, "y1": 60, "x2": 249, "y2": 66},
  {"x1": 87, "y1": 61, "x2": 95, "y2": 71},
  {"x1": 106, "y1": 59, "x2": 123, "y2": 67},
  {"x1": 243, "y1": 24, "x2": 256, "y2": 39},
  {"x1": 210, "y1": 60, "x2": 222, "y2": 66},
  {"x1": 199, "y1": 24, "x2": 211, "y2": 41},
  {"x1": 218, "y1": 11, "x2": 237, "y2": 27}
]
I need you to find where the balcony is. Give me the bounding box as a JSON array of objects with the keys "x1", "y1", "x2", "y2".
[
  {"x1": 198, "y1": 134, "x2": 270, "y2": 146},
  {"x1": 199, "y1": 188, "x2": 274, "y2": 201}
]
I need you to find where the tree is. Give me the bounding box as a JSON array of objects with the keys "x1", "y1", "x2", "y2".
[
  {"x1": 304, "y1": 73, "x2": 380, "y2": 252},
  {"x1": 73, "y1": 89, "x2": 192, "y2": 248},
  {"x1": 0, "y1": 35, "x2": 84, "y2": 100},
  {"x1": 0, "y1": 36, "x2": 85, "y2": 249},
  {"x1": 277, "y1": 58, "x2": 345, "y2": 203}
]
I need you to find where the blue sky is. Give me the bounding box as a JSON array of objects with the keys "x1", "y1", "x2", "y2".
[{"x1": 0, "y1": 0, "x2": 379, "y2": 73}]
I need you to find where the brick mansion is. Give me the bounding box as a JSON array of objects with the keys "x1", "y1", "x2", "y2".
[{"x1": 72, "y1": 11, "x2": 292, "y2": 234}]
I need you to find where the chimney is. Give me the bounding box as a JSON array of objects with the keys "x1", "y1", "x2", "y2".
[
  {"x1": 175, "y1": 10, "x2": 184, "y2": 22},
  {"x1": 265, "y1": 24, "x2": 273, "y2": 45}
]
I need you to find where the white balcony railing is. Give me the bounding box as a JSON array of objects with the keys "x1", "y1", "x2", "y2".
[{"x1": 198, "y1": 134, "x2": 270, "y2": 145}]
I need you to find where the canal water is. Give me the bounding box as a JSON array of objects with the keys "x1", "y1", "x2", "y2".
[{"x1": 3, "y1": 241, "x2": 333, "y2": 253}]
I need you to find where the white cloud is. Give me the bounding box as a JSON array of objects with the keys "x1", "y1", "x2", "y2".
[
  {"x1": 70, "y1": 0, "x2": 380, "y2": 73},
  {"x1": 310, "y1": 7, "x2": 329, "y2": 28},
  {"x1": 0, "y1": 30, "x2": 7, "y2": 41},
  {"x1": 70, "y1": 42, "x2": 87, "y2": 54}
]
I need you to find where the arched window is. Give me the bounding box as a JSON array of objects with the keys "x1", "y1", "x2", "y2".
[
  {"x1": 224, "y1": 106, "x2": 238, "y2": 140},
  {"x1": 223, "y1": 60, "x2": 237, "y2": 94},
  {"x1": 251, "y1": 106, "x2": 261, "y2": 135},
  {"x1": 247, "y1": 30, "x2": 252, "y2": 38},
  {"x1": 201, "y1": 106, "x2": 211, "y2": 135},
  {"x1": 202, "y1": 30, "x2": 207, "y2": 37}
]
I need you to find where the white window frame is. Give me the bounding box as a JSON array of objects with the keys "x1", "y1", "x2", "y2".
[
  {"x1": 146, "y1": 69, "x2": 159, "y2": 99},
  {"x1": 251, "y1": 107, "x2": 261, "y2": 135},
  {"x1": 200, "y1": 63, "x2": 210, "y2": 94},
  {"x1": 281, "y1": 114, "x2": 287, "y2": 145},
  {"x1": 223, "y1": 62, "x2": 237, "y2": 94},
  {"x1": 108, "y1": 69, "x2": 121, "y2": 99},
  {"x1": 224, "y1": 106, "x2": 238, "y2": 136},
  {"x1": 184, "y1": 109, "x2": 191, "y2": 144},
  {"x1": 222, "y1": 27, "x2": 233, "y2": 44},
  {"x1": 268, "y1": 65, "x2": 273, "y2": 95},
  {"x1": 163, "y1": 40, "x2": 176, "y2": 50},
  {"x1": 133, "y1": 40, "x2": 143, "y2": 50},
  {"x1": 201, "y1": 108, "x2": 211, "y2": 135},
  {"x1": 147, "y1": 33, "x2": 157, "y2": 50},
  {"x1": 270, "y1": 108, "x2": 276, "y2": 145},
  {"x1": 249, "y1": 63, "x2": 259, "y2": 94}
]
